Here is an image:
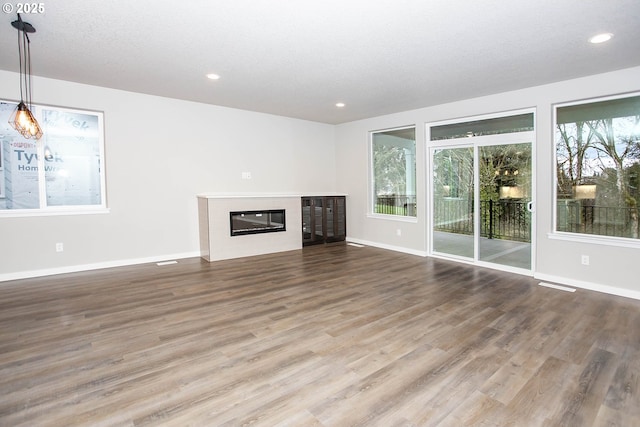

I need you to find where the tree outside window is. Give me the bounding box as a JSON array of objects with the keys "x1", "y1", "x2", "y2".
[
  {"x1": 555, "y1": 95, "x2": 640, "y2": 239},
  {"x1": 371, "y1": 127, "x2": 416, "y2": 217}
]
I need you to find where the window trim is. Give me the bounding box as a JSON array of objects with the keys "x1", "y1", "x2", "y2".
[
  {"x1": 0, "y1": 100, "x2": 107, "y2": 217},
  {"x1": 368, "y1": 125, "x2": 417, "y2": 221},
  {"x1": 548, "y1": 230, "x2": 640, "y2": 249},
  {"x1": 426, "y1": 108, "x2": 536, "y2": 272},
  {"x1": 551, "y1": 91, "x2": 640, "y2": 246}
]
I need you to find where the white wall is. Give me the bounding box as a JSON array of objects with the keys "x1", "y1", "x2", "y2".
[
  {"x1": 2, "y1": 67, "x2": 639, "y2": 299},
  {"x1": 0, "y1": 71, "x2": 336, "y2": 279},
  {"x1": 335, "y1": 66, "x2": 640, "y2": 299}
]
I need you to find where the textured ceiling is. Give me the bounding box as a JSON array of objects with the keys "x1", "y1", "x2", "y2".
[{"x1": 0, "y1": 0, "x2": 639, "y2": 124}]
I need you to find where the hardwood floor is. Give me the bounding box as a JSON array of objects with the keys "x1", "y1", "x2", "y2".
[{"x1": 1, "y1": 244, "x2": 639, "y2": 426}]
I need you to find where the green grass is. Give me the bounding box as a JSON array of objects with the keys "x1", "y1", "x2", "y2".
[{"x1": 374, "y1": 205, "x2": 413, "y2": 216}]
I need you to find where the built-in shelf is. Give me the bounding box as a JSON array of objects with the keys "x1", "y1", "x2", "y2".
[{"x1": 302, "y1": 196, "x2": 346, "y2": 246}]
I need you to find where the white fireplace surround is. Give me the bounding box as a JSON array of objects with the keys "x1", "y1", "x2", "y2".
[{"x1": 197, "y1": 194, "x2": 303, "y2": 262}]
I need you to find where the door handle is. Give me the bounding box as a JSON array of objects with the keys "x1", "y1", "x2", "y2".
[{"x1": 527, "y1": 201, "x2": 534, "y2": 212}]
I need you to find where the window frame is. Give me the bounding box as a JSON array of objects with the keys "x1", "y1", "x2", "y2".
[
  {"x1": 368, "y1": 125, "x2": 417, "y2": 222},
  {"x1": 0, "y1": 100, "x2": 108, "y2": 217},
  {"x1": 551, "y1": 92, "x2": 640, "y2": 248},
  {"x1": 426, "y1": 108, "x2": 536, "y2": 272}
]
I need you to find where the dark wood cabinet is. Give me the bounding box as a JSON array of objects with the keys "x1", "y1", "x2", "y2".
[{"x1": 302, "y1": 196, "x2": 346, "y2": 246}]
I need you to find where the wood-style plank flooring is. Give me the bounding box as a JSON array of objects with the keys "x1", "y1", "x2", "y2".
[{"x1": 1, "y1": 244, "x2": 639, "y2": 426}]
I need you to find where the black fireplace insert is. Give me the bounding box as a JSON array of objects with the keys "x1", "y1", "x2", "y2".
[{"x1": 229, "y1": 209, "x2": 286, "y2": 236}]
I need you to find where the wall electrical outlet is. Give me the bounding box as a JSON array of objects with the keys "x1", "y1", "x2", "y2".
[
  {"x1": 241, "y1": 172, "x2": 252, "y2": 180},
  {"x1": 581, "y1": 255, "x2": 589, "y2": 265},
  {"x1": 56, "y1": 243, "x2": 64, "y2": 252}
]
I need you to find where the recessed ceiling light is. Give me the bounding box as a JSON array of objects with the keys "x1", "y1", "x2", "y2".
[
  {"x1": 336, "y1": 102, "x2": 345, "y2": 108},
  {"x1": 589, "y1": 33, "x2": 613, "y2": 44},
  {"x1": 206, "y1": 73, "x2": 221, "y2": 80}
]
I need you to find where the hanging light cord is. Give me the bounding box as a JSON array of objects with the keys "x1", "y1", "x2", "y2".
[
  {"x1": 25, "y1": 23, "x2": 34, "y2": 109},
  {"x1": 16, "y1": 14, "x2": 33, "y2": 107},
  {"x1": 9, "y1": 13, "x2": 43, "y2": 140}
]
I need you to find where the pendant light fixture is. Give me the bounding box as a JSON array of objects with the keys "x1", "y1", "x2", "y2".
[{"x1": 8, "y1": 13, "x2": 43, "y2": 140}]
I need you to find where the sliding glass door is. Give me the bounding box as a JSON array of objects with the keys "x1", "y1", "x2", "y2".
[
  {"x1": 477, "y1": 142, "x2": 532, "y2": 269},
  {"x1": 429, "y1": 112, "x2": 534, "y2": 273},
  {"x1": 432, "y1": 146, "x2": 474, "y2": 258}
]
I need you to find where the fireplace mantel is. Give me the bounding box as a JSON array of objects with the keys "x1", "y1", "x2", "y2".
[{"x1": 197, "y1": 194, "x2": 303, "y2": 262}]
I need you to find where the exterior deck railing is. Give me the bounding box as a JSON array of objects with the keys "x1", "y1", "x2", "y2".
[
  {"x1": 375, "y1": 195, "x2": 417, "y2": 216},
  {"x1": 556, "y1": 200, "x2": 638, "y2": 239},
  {"x1": 433, "y1": 198, "x2": 531, "y2": 242},
  {"x1": 378, "y1": 195, "x2": 639, "y2": 241}
]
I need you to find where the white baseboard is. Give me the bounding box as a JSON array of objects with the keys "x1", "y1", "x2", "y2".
[
  {"x1": 4, "y1": 246, "x2": 638, "y2": 302},
  {"x1": 0, "y1": 251, "x2": 202, "y2": 283},
  {"x1": 346, "y1": 237, "x2": 428, "y2": 258},
  {"x1": 534, "y1": 272, "x2": 640, "y2": 301}
]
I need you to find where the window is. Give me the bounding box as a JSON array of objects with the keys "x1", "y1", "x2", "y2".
[
  {"x1": 430, "y1": 113, "x2": 534, "y2": 140},
  {"x1": 428, "y1": 110, "x2": 534, "y2": 270},
  {"x1": 555, "y1": 94, "x2": 640, "y2": 240},
  {"x1": 0, "y1": 100, "x2": 106, "y2": 215},
  {"x1": 371, "y1": 126, "x2": 416, "y2": 217}
]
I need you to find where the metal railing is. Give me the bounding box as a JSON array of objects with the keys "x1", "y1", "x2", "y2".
[
  {"x1": 433, "y1": 198, "x2": 531, "y2": 242},
  {"x1": 480, "y1": 200, "x2": 530, "y2": 242},
  {"x1": 375, "y1": 195, "x2": 417, "y2": 216},
  {"x1": 433, "y1": 197, "x2": 473, "y2": 234},
  {"x1": 557, "y1": 201, "x2": 639, "y2": 239},
  {"x1": 380, "y1": 196, "x2": 639, "y2": 241}
]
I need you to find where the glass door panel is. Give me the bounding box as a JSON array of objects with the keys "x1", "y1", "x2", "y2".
[
  {"x1": 326, "y1": 197, "x2": 335, "y2": 239},
  {"x1": 478, "y1": 143, "x2": 532, "y2": 269},
  {"x1": 302, "y1": 197, "x2": 325, "y2": 245},
  {"x1": 334, "y1": 197, "x2": 346, "y2": 239},
  {"x1": 302, "y1": 197, "x2": 313, "y2": 242},
  {"x1": 313, "y1": 197, "x2": 324, "y2": 241},
  {"x1": 432, "y1": 147, "x2": 474, "y2": 258}
]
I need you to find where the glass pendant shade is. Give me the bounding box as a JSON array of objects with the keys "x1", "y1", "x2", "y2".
[{"x1": 9, "y1": 101, "x2": 43, "y2": 140}]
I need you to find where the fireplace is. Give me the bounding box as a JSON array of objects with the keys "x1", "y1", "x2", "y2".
[
  {"x1": 230, "y1": 209, "x2": 286, "y2": 236},
  {"x1": 198, "y1": 194, "x2": 301, "y2": 262}
]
